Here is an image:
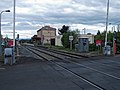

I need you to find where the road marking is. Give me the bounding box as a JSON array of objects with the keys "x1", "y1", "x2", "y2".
[
  {"x1": 0, "y1": 68, "x2": 5, "y2": 70},
  {"x1": 70, "y1": 60, "x2": 120, "y2": 80}
]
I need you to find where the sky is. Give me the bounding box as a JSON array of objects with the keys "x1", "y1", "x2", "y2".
[{"x1": 0, "y1": 0, "x2": 120, "y2": 39}]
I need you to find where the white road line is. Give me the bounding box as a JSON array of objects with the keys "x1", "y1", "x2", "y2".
[
  {"x1": 70, "y1": 60, "x2": 120, "y2": 80},
  {"x1": 0, "y1": 68, "x2": 5, "y2": 70},
  {"x1": 53, "y1": 61, "x2": 105, "y2": 90}
]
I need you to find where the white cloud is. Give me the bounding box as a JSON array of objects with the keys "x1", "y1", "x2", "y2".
[
  {"x1": 63, "y1": 8, "x2": 74, "y2": 14},
  {"x1": 16, "y1": 7, "x2": 31, "y2": 14},
  {"x1": 0, "y1": 0, "x2": 120, "y2": 39},
  {"x1": 23, "y1": 0, "x2": 72, "y2": 4}
]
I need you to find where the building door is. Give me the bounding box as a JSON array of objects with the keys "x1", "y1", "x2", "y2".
[{"x1": 51, "y1": 38, "x2": 55, "y2": 46}]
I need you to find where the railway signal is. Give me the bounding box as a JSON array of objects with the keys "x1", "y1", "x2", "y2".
[{"x1": 113, "y1": 31, "x2": 117, "y2": 56}]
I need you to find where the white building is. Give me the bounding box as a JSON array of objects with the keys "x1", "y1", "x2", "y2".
[
  {"x1": 55, "y1": 35, "x2": 63, "y2": 46},
  {"x1": 77, "y1": 34, "x2": 94, "y2": 44}
]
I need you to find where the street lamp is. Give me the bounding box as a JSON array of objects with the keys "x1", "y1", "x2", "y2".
[{"x1": 0, "y1": 10, "x2": 10, "y2": 57}]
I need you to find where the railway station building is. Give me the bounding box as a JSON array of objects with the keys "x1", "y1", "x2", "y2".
[{"x1": 37, "y1": 26, "x2": 56, "y2": 45}]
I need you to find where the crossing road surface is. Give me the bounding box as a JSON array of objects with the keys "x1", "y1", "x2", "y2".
[
  {"x1": 1, "y1": 46, "x2": 120, "y2": 90},
  {"x1": 0, "y1": 59, "x2": 98, "y2": 90}
]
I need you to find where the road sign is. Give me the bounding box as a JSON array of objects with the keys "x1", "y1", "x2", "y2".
[
  {"x1": 8, "y1": 40, "x2": 13, "y2": 46},
  {"x1": 96, "y1": 40, "x2": 102, "y2": 46},
  {"x1": 69, "y1": 36, "x2": 73, "y2": 41}
]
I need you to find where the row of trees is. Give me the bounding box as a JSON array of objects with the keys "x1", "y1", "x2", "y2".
[
  {"x1": 59, "y1": 25, "x2": 120, "y2": 52},
  {"x1": 95, "y1": 30, "x2": 120, "y2": 46}
]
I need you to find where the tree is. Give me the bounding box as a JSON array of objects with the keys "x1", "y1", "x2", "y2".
[
  {"x1": 97, "y1": 30, "x2": 101, "y2": 35},
  {"x1": 117, "y1": 31, "x2": 120, "y2": 42},
  {"x1": 74, "y1": 29, "x2": 80, "y2": 35},
  {"x1": 95, "y1": 30, "x2": 101, "y2": 40},
  {"x1": 107, "y1": 31, "x2": 113, "y2": 42},
  {"x1": 94, "y1": 31, "x2": 106, "y2": 47},
  {"x1": 61, "y1": 31, "x2": 77, "y2": 48},
  {"x1": 95, "y1": 30, "x2": 106, "y2": 40},
  {"x1": 58, "y1": 25, "x2": 69, "y2": 35}
]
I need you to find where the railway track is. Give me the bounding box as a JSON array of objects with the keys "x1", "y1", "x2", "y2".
[
  {"x1": 28, "y1": 45, "x2": 120, "y2": 71},
  {"x1": 26, "y1": 46, "x2": 120, "y2": 79},
  {"x1": 36, "y1": 45, "x2": 120, "y2": 75},
  {"x1": 22, "y1": 45, "x2": 120, "y2": 90},
  {"x1": 24, "y1": 46, "x2": 105, "y2": 90},
  {"x1": 37, "y1": 45, "x2": 89, "y2": 58}
]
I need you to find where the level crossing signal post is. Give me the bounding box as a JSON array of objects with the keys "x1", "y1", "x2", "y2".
[{"x1": 113, "y1": 31, "x2": 117, "y2": 56}]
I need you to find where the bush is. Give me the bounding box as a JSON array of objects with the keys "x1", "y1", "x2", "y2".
[{"x1": 89, "y1": 43, "x2": 96, "y2": 51}]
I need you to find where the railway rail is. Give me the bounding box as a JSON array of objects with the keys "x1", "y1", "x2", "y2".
[
  {"x1": 22, "y1": 45, "x2": 120, "y2": 90},
  {"x1": 36, "y1": 45, "x2": 120, "y2": 76},
  {"x1": 27, "y1": 45, "x2": 120, "y2": 71},
  {"x1": 24, "y1": 46, "x2": 105, "y2": 90},
  {"x1": 26, "y1": 46, "x2": 120, "y2": 79}
]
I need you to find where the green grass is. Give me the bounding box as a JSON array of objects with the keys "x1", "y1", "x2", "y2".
[{"x1": 0, "y1": 53, "x2": 4, "y2": 63}]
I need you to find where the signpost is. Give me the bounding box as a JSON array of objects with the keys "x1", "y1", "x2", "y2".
[
  {"x1": 69, "y1": 36, "x2": 73, "y2": 50},
  {"x1": 96, "y1": 40, "x2": 102, "y2": 55}
]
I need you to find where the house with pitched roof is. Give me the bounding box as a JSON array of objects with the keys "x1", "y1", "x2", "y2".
[{"x1": 37, "y1": 26, "x2": 56, "y2": 45}]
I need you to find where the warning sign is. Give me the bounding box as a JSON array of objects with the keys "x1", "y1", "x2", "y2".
[
  {"x1": 8, "y1": 40, "x2": 13, "y2": 46},
  {"x1": 96, "y1": 40, "x2": 102, "y2": 46}
]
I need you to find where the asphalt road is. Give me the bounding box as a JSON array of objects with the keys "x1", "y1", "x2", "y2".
[
  {"x1": 0, "y1": 58, "x2": 98, "y2": 90},
  {"x1": 0, "y1": 46, "x2": 120, "y2": 90}
]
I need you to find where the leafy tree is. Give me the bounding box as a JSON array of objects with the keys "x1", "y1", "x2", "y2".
[
  {"x1": 101, "y1": 31, "x2": 106, "y2": 42},
  {"x1": 61, "y1": 33, "x2": 69, "y2": 48},
  {"x1": 95, "y1": 30, "x2": 102, "y2": 41},
  {"x1": 97, "y1": 30, "x2": 101, "y2": 35},
  {"x1": 74, "y1": 29, "x2": 80, "y2": 35},
  {"x1": 95, "y1": 31, "x2": 106, "y2": 41},
  {"x1": 58, "y1": 25, "x2": 69, "y2": 35},
  {"x1": 116, "y1": 25, "x2": 120, "y2": 43},
  {"x1": 107, "y1": 31, "x2": 113, "y2": 42},
  {"x1": 117, "y1": 31, "x2": 120, "y2": 42},
  {"x1": 107, "y1": 31, "x2": 113, "y2": 46},
  {"x1": 61, "y1": 31, "x2": 77, "y2": 49}
]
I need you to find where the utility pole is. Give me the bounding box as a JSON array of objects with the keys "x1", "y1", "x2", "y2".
[
  {"x1": 105, "y1": 0, "x2": 110, "y2": 47},
  {"x1": 12, "y1": 0, "x2": 16, "y2": 64}
]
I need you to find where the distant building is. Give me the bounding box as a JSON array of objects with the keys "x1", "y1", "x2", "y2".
[
  {"x1": 55, "y1": 35, "x2": 63, "y2": 46},
  {"x1": 77, "y1": 33, "x2": 94, "y2": 44},
  {"x1": 37, "y1": 26, "x2": 56, "y2": 45},
  {"x1": 31, "y1": 35, "x2": 41, "y2": 46}
]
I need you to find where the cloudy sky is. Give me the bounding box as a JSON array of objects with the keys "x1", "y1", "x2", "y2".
[{"x1": 1, "y1": 0, "x2": 120, "y2": 39}]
